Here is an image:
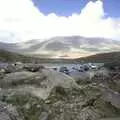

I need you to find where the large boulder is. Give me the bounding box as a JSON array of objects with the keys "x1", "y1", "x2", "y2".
[{"x1": 1, "y1": 69, "x2": 77, "y2": 100}]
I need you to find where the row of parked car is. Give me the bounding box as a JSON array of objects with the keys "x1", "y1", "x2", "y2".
[{"x1": 52, "y1": 63, "x2": 98, "y2": 75}]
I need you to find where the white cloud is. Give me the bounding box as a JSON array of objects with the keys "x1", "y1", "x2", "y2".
[{"x1": 0, "y1": 0, "x2": 119, "y2": 43}]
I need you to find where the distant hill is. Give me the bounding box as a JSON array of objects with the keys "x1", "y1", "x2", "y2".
[
  {"x1": 0, "y1": 50, "x2": 73, "y2": 63},
  {"x1": 76, "y1": 51, "x2": 120, "y2": 63},
  {"x1": 0, "y1": 49, "x2": 120, "y2": 66},
  {"x1": 0, "y1": 36, "x2": 120, "y2": 58}
]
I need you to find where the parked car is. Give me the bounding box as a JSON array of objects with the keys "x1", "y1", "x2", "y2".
[
  {"x1": 91, "y1": 65, "x2": 97, "y2": 69},
  {"x1": 83, "y1": 64, "x2": 89, "y2": 71},
  {"x1": 72, "y1": 65, "x2": 84, "y2": 72},
  {"x1": 88, "y1": 63, "x2": 97, "y2": 69},
  {"x1": 59, "y1": 66, "x2": 69, "y2": 75}
]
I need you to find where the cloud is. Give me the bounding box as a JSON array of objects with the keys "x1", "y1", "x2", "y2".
[{"x1": 0, "y1": 0, "x2": 119, "y2": 43}]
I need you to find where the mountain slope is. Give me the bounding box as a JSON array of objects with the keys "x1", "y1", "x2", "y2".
[
  {"x1": 0, "y1": 50, "x2": 74, "y2": 63},
  {"x1": 0, "y1": 49, "x2": 33, "y2": 62},
  {"x1": 76, "y1": 51, "x2": 120, "y2": 63},
  {"x1": 0, "y1": 36, "x2": 120, "y2": 58}
]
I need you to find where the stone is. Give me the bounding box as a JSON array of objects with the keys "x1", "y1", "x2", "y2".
[
  {"x1": 39, "y1": 112, "x2": 48, "y2": 120},
  {"x1": 0, "y1": 101, "x2": 23, "y2": 120}
]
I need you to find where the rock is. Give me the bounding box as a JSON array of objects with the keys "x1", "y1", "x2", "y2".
[
  {"x1": 4, "y1": 64, "x2": 23, "y2": 73},
  {"x1": 24, "y1": 103, "x2": 31, "y2": 110},
  {"x1": 1, "y1": 63, "x2": 44, "y2": 74},
  {"x1": 0, "y1": 69, "x2": 5, "y2": 73},
  {"x1": 16, "y1": 69, "x2": 77, "y2": 100},
  {"x1": 1, "y1": 63, "x2": 120, "y2": 120},
  {"x1": 79, "y1": 107, "x2": 101, "y2": 120},
  {"x1": 101, "y1": 88, "x2": 120, "y2": 109},
  {"x1": 0, "y1": 101, "x2": 23, "y2": 120},
  {"x1": 1, "y1": 69, "x2": 77, "y2": 99},
  {"x1": 23, "y1": 64, "x2": 45, "y2": 72},
  {"x1": 1, "y1": 71, "x2": 46, "y2": 87},
  {"x1": 41, "y1": 69, "x2": 77, "y2": 89},
  {"x1": 39, "y1": 112, "x2": 49, "y2": 120},
  {"x1": 0, "y1": 90, "x2": 46, "y2": 120},
  {"x1": 0, "y1": 81, "x2": 120, "y2": 120},
  {"x1": 45, "y1": 100, "x2": 51, "y2": 104},
  {"x1": 100, "y1": 118, "x2": 120, "y2": 120}
]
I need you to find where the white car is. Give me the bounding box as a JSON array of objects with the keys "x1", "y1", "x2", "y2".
[{"x1": 91, "y1": 65, "x2": 97, "y2": 69}]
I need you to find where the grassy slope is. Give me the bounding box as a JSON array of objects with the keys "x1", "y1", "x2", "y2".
[
  {"x1": 76, "y1": 51, "x2": 120, "y2": 63},
  {"x1": 0, "y1": 49, "x2": 73, "y2": 63},
  {"x1": 1, "y1": 49, "x2": 120, "y2": 64},
  {"x1": 0, "y1": 49, "x2": 33, "y2": 62}
]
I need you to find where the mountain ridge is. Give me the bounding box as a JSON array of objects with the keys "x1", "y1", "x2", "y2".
[{"x1": 0, "y1": 36, "x2": 120, "y2": 58}]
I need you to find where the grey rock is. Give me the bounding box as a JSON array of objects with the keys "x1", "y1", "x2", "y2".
[
  {"x1": 39, "y1": 112, "x2": 48, "y2": 120},
  {"x1": 79, "y1": 107, "x2": 101, "y2": 120},
  {"x1": 0, "y1": 101, "x2": 23, "y2": 120},
  {"x1": 23, "y1": 64, "x2": 45, "y2": 72},
  {"x1": 1, "y1": 71, "x2": 45, "y2": 87},
  {"x1": 100, "y1": 118, "x2": 120, "y2": 120}
]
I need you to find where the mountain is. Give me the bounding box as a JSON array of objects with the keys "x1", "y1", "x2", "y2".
[{"x1": 0, "y1": 36, "x2": 120, "y2": 58}]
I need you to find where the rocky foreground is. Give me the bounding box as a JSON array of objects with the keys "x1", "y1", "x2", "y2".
[{"x1": 0, "y1": 63, "x2": 120, "y2": 120}]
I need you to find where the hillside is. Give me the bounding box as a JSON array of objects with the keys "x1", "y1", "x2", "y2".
[
  {"x1": 0, "y1": 49, "x2": 34, "y2": 62},
  {"x1": 0, "y1": 49, "x2": 73, "y2": 63},
  {"x1": 76, "y1": 51, "x2": 120, "y2": 63},
  {"x1": 1, "y1": 49, "x2": 120, "y2": 65},
  {"x1": 0, "y1": 36, "x2": 120, "y2": 58}
]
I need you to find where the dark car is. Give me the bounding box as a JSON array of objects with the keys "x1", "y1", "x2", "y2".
[
  {"x1": 83, "y1": 65, "x2": 89, "y2": 71},
  {"x1": 59, "y1": 66, "x2": 69, "y2": 75}
]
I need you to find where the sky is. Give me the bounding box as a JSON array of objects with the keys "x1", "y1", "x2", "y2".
[
  {"x1": 33, "y1": 0, "x2": 120, "y2": 17},
  {"x1": 0, "y1": 0, "x2": 120, "y2": 43}
]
